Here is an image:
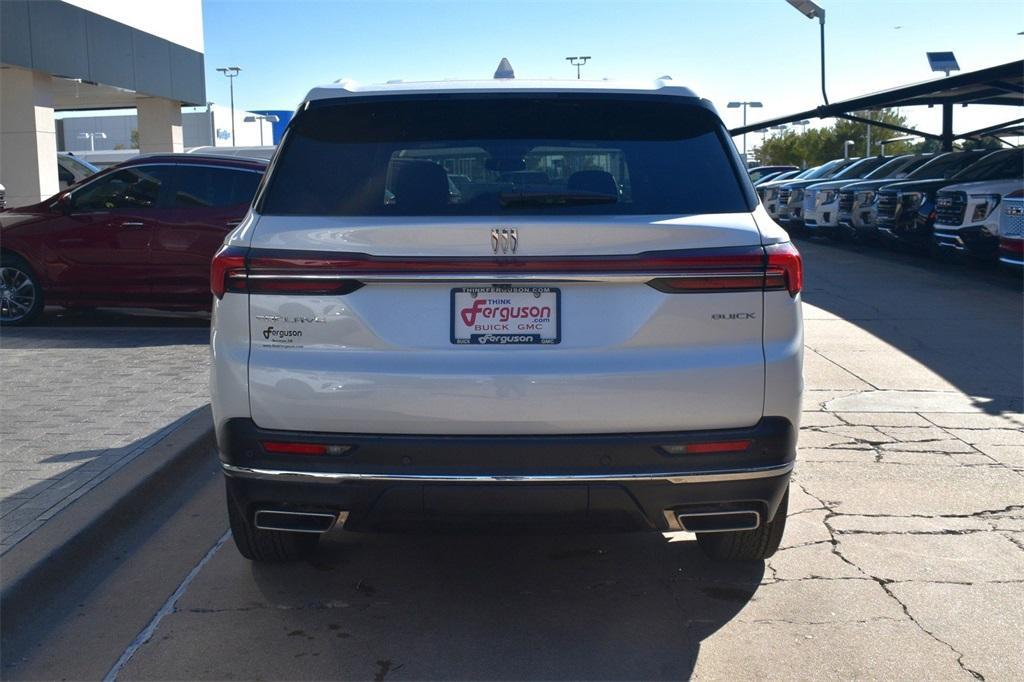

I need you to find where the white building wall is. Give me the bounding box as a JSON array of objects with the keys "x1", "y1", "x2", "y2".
[{"x1": 58, "y1": 106, "x2": 273, "y2": 151}]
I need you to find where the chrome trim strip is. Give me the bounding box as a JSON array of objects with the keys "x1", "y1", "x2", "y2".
[
  {"x1": 233, "y1": 271, "x2": 768, "y2": 284},
  {"x1": 999, "y1": 256, "x2": 1024, "y2": 266},
  {"x1": 222, "y1": 461, "x2": 794, "y2": 485}
]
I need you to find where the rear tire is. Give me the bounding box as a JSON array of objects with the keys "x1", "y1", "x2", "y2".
[
  {"x1": 0, "y1": 253, "x2": 44, "y2": 326},
  {"x1": 696, "y1": 488, "x2": 788, "y2": 561},
  {"x1": 226, "y1": 484, "x2": 320, "y2": 562}
]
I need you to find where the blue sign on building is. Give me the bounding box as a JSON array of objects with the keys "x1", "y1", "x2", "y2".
[{"x1": 250, "y1": 110, "x2": 293, "y2": 145}]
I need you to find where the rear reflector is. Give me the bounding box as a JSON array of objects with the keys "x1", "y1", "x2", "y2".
[
  {"x1": 261, "y1": 441, "x2": 351, "y2": 456},
  {"x1": 661, "y1": 440, "x2": 752, "y2": 455},
  {"x1": 1000, "y1": 237, "x2": 1024, "y2": 256}
]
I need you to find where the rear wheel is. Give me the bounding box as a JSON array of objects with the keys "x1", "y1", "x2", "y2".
[
  {"x1": 697, "y1": 488, "x2": 788, "y2": 561},
  {"x1": 226, "y1": 484, "x2": 320, "y2": 562},
  {"x1": 0, "y1": 254, "x2": 43, "y2": 326}
]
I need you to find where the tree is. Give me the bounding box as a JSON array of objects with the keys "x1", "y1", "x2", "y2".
[
  {"x1": 130, "y1": 129, "x2": 139, "y2": 149},
  {"x1": 960, "y1": 137, "x2": 1002, "y2": 151},
  {"x1": 756, "y1": 108, "x2": 914, "y2": 167}
]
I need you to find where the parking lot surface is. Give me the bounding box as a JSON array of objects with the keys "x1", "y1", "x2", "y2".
[
  {"x1": 3, "y1": 240, "x2": 1023, "y2": 680},
  {"x1": 0, "y1": 311, "x2": 209, "y2": 551}
]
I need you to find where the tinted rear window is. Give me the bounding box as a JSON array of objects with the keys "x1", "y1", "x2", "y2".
[
  {"x1": 172, "y1": 166, "x2": 262, "y2": 208},
  {"x1": 260, "y1": 96, "x2": 752, "y2": 216}
]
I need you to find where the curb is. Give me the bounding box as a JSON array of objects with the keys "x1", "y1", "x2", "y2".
[{"x1": 0, "y1": 405, "x2": 216, "y2": 623}]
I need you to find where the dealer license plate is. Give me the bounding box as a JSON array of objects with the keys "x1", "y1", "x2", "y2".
[{"x1": 451, "y1": 287, "x2": 560, "y2": 345}]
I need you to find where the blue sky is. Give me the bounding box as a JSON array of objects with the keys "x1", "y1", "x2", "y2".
[{"x1": 202, "y1": 0, "x2": 1023, "y2": 139}]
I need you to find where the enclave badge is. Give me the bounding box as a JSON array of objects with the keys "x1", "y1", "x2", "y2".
[{"x1": 491, "y1": 228, "x2": 518, "y2": 254}]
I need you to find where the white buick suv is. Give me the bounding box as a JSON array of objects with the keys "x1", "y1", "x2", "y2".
[{"x1": 210, "y1": 75, "x2": 804, "y2": 563}]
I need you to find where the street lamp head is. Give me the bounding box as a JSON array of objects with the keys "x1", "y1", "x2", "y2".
[
  {"x1": 750, "y1": 101, "x2": 764, "y2": 108},
  {"x1": 727, "y1": 102, "x2": 741, "y2": 108},
  {"x1": 795, "y1": 119, "x2": 810, "y2": 125},
  {"x1": 785, "y1": 0, "x2": 825, "y2": 22}
]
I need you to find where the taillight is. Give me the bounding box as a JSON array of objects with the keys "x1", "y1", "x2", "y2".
[
  {"x1": 212, "y1": 244, "x2": 804, "y2": 297},
  {"x1": 643, "y1": 246, "x2": 766, "y2": 293},
  {"x1": 765, "y1": 242, "x2": 803, "y2": 296},
  {"x1": 211, "y1": 245, "x2": 363, "y2": 297},
  {"x1": 210, "y1": 244, "x2": 246, "y2": 298},
  {"x1": 648, "y1": 243, "x2": 802, "y2": 296}
]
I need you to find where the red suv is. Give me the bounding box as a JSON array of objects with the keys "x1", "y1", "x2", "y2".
[{"x1": 0, "y1": 154, "x2": 266, "y2": 324}]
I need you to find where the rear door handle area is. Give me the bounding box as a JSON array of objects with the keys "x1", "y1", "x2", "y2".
[{"x1": 121, "y1": 221, "x2": 146, "y2": 228}]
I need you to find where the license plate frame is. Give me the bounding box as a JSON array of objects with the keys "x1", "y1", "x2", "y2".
[{"x1": 450, "y1": 286, "x2": 561, "y2": 345}]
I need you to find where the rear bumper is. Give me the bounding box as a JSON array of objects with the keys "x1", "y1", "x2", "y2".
[{"x1": 220, "y1": 417, "x2": 795, "y2": 532}]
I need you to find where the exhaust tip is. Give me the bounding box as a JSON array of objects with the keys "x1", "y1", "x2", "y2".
[
  {"x1": 664, "y1": 509, "x2": 761, "y2": 533},
  {"x1": 254, "y1": 509, "x2": 341, "y2": 534}
]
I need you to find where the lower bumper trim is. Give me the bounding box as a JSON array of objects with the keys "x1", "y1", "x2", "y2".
[{"x1": 221, "y1": 461, "x2": 794, "y2": 486}]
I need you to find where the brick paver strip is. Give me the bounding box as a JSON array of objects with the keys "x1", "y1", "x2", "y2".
[{"x1": 0, "y1": 325, "x2": 209, "y2": 553}]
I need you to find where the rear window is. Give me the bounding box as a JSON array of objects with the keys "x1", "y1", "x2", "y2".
[{"x1": 260, "y1": 96, "x2": 752, "y2": 216}]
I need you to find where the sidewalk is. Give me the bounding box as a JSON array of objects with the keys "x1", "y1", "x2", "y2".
[{"x1": 0, "y1": 321, "x2": 210, "y2": 553}]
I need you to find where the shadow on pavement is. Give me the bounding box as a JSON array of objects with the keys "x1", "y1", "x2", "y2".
[
  {"x1": 2, "y1": 307, "x2": 208, "y2": 349},
  {"x1": 230, "y1": 530, "x2": 764, "y2": 680},
  {"x1": 796, "y1": 235, "x2": 1023, "y2": 415},
  {"x1": 0, "y1": 411, "x2": 207, "y2": 550}
]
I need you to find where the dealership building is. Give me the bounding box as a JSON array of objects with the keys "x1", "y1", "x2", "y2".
[
  {"x1": 57, "y1": 104, "x2": 280, "y2": 152},
  {"x1": 0, "y1": 0, "x2": 206, "y2": 207}
]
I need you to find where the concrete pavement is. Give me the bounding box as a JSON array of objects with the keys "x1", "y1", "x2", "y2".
[{"x1": 0, "y1": 310, "x2": 209, "y2": 551}]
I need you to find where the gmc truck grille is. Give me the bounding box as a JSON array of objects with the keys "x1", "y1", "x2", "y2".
[
  {"x1": 876, "y1": 192, "x2": 900, "y2": 223},
  {"x1": 1001, "y1": 199, "x2": 1024, "y2": 237},
  {"x1": 838, "y1": 190, "x2": 854, "y2": 214},
  {"x1": 935, "y1": 193, "x2": 967, "y2": 227}
]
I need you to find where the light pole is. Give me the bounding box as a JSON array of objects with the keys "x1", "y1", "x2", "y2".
[
  {"x1": 244, "y1": 114, "x2": 280, "y2": 146},
  {"x1": 843, "y1": 139, "x2": 854, "y2": 160},
  {"x1": 565, "y1": 56, "x2": 591, "y2": 80},
  {"x1": 216, "y1": 66, "x2": 242, "y2": 146},
  {"x1": 77, "y1": 131, "x2": 107, "y2": 152},
  {"x1": 727, "y1": 101, "x2": 763, "y2": 165},
  {"x1": 786, "y1": 0, "x2": 828, "y2": 105},
  {"x1": 794, "y1": 119, "x2": 810, "y2": 134}
]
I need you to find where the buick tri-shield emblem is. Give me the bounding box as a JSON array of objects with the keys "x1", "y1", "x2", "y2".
[{"x1": 491, "y1": 228, "x2": 518, "y2": 254}]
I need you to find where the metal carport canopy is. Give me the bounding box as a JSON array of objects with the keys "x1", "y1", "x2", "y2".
[{"x1": 730, "y1": 59, "x2": 1024, "y2": 150}]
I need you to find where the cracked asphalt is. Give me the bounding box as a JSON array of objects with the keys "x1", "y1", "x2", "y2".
[{"x1": 7, "y1": 239, "x2": 1023, "y2": 681}]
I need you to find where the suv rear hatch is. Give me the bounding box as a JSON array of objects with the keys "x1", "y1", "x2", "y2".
[{"x1": 224, "y1": 93, "x2": 792, "y2": 435}]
